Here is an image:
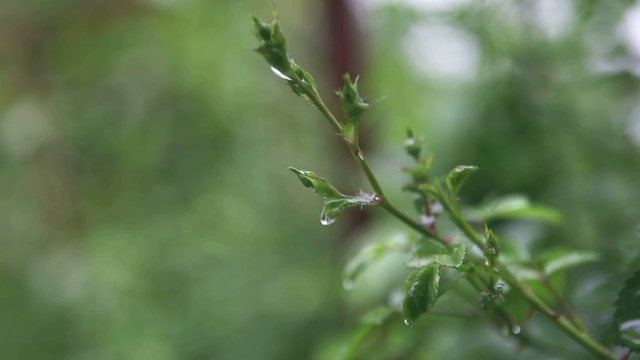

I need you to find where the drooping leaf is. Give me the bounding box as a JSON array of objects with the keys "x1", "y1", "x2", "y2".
[
  {"x1": 289, "y1": 167, "x2": 380, "y2": 225},
  {"x1": 403, "y1": 264, "x2": 440, "y2": 325},
  {"x1": 446, "y1": 165, "x2": 479, "y2": 195},
  {"x1": 537, "y1": 248, "x2": 600, "y2": 276},
  {"x1": 343, "y1": 243, "x2": 392, "y2": 289},
  {"x1": 336, "y1": 307, "x2": 395, "y2": 360},
  {"x1": 613, "y1": 270, "x2": 640, "y2": 353},
  {"x1": 465, "y1": 195, "x2": 563, "y2": 224}
]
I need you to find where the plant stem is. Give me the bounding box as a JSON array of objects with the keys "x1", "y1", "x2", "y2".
[
  {"x1": 498, "y1": 263, "x2": 615, "y2": 360},
  {"x1": 298, "y1": 80, "x2": 447, "y2": 245},
  {"x1": 537, "y1": 269, "x2": 589, "y2": 333},
  {"x1": 293, "y1": 76, "x2": 343, "y2": 133},
  {"x1": 296, "y1": 73, "x2": 614, "y2": 360},
  {"x1": 451, "y1": 212, "x2": 615, "y2": 359}
]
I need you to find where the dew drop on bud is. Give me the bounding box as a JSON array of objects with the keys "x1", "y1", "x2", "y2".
[{"x1": 512, "y1": 325, "x2": 521, "y2": 334}]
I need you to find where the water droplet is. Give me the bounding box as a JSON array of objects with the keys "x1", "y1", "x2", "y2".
[
  {"x1": 619, "y1": 319, "x2": 640, "y2": 346},
  {"x1": 270, "y1": 67, "x2": 292, "y2": 81},
  {"x1": 343, "y1": 280, "x2": 354, "y2": 290},
  {"x1": 320, "y1": 215, "x2": 336, "y2": 226},
  {"x1": 512, "y1": 325, "x2": 521, "y2": 334},
  {"x1": 404, "y1": 319, "x2": 413, "y2": 327}
]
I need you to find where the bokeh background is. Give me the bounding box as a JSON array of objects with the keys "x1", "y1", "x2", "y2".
[{"x1": 1, "y1": 0, "x2": 640, "y2": 359}]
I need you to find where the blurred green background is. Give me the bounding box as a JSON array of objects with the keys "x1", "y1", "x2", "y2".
[{"x1": 1, "y1": 0, "x2": 639, "y2": 359}]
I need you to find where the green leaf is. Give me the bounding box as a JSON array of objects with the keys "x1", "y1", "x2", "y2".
[
  {"x1": 336, "y1": 307, "x2": 395, "y2": 360},
  {"x1": 465, "y1": 195, "x2": 563, "y2": 224},
  {"x1": 440, "y1": 244, "x2": 466, "y2": 268},
  {"x1": 343, "y1": 243, "x2": 392, "y2": 289},
  {"x1": 337, "y1": 74, "x2": 369, "y2": 147},
  {"x1": 537, "y1": 248, "x2": 600, "y2": 276},
  {"x1": 484, "y1": 225, "x2": 500, "y2": 260},
  {"x1": 614, "y1": 270, "x2": 640, "y2": 353},
  {"x1": 406, "y1": 240, "x2": 448, "y2": 268},
  {"x1": 407, "y1": 241, "x2": 465, "y2": 269},
  {"x1": 289, "y1": 167, "x2": 380, "y2": 225},
  {"x1": 437, "y1": 267, "x2": 465, "y2": 297},
  {"x1": 251, "y1": 15, "x2": 292, "y2": 76},
  {"x1": 404, "y1": 128, "x2": 422, "y2": 160},
  {"x1": 403, "y1": 264, "x2": 440, "y2": 325},
  {"x1": 446, "y1": 165, "x2": 478, "y2": 195}
]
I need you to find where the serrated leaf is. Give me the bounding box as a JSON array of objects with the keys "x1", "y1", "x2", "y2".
[
  {"x1": 614, "y1": 270, "x2": 640, "y2": 353},
  {"x1": 403, "y1": 265, "x2": 440, "y2": 325},
  {"x1": 446, "y1": 165, "x2": 478, "y2": 195},
  {"x1": 439, "y1": 244, "x2": 466, "y2": 268},
  {"x1": 289, "y1": 167, "x2": 379, "y2": 225},
  {"x1": 537, "y1": 248, "x2": 600, "y2": 276},
  {"x1": 465, "y1": 195, "x2": 563, "y2": 224},
  {"x1": 407, "y1": 242, "x2": 465, "y2": 269}
]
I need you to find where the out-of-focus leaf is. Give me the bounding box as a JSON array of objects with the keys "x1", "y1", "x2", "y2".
[
  {"x1": 289, "y1": 168, "x2": 379, "y2": 225},
  {"x1": 403, "y1": 264, "x2": 440, "y2": 325},
  {"x1": 614, "y1": 270, "x2": 640, "y2": 353},
  {"x1": 336, "y1": 307, "x2": 395, "y2": 360},
  {"x1": 446, "y1": 165, "x2": 479, "y2": 195},
  {"x1": 465, "y1": 195, "x2": 563, "y2": 224},
  {"x1": 343, "y1": 243, "x2": 392, "y2": 289},
  {"x1": 537, "y1": 248, "x2": 600, "y2": 276}
]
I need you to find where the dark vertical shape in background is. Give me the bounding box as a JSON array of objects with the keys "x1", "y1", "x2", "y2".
[{"x1": 325, "y1": 0, "x2": 372, "y2": 236}]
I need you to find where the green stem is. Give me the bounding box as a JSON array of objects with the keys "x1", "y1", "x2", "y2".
[
  {"x1": 298, "y1": 80, "x2": 446, "y2": 246},
  {"x1": 293, "y1": 76, "x2": 343, "y2": 134},
  {"x1": 452, "y1": 212, "x2": 614, "y2": 359},
  {"x1": 498, "y1": 263, "x2": 614, "y2": 360},
  {"x1": 537, "y1": 269, "x2": 589, "y2": 333},
  {"x1": 294, "y1": 70, "x2": 613, "y2": 359}
]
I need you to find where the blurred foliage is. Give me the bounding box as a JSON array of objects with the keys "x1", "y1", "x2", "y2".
[{"x1": 1, "y1": 0, "x2": 640, "y2": 359}]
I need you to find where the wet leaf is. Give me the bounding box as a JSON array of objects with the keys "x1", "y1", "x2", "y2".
[
  {"x1": 289, "y1": 167, "x2": 379, "y2": 225},
  {"x1": 614, "y1": 270, "x2": 640, "y2": 353},
  {"x1": 446, "y1": 165, "x2": 478, "y2": 195},
  {"x1": 403, "y1": 264, "x2": 440, "y2": 325},
  {"x1": 465, "y1": 195, "x2": 562, "y2": 224},
  {"x1": 437, "y1": 267, "x2": 465, "y2": 297}
]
